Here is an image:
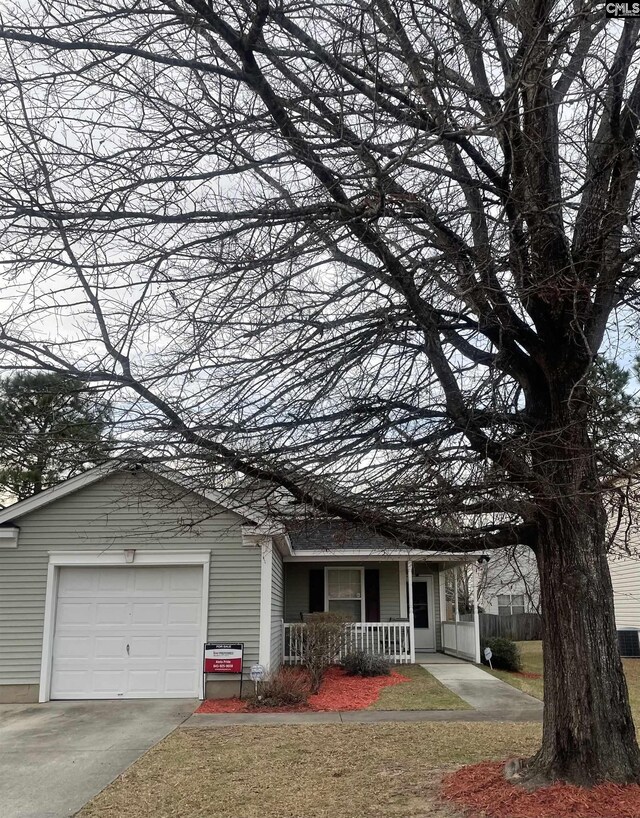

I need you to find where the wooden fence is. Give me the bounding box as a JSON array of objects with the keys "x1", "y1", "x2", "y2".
[{"x1": 460, "y1": 612, "x2": 542, "y2": 641}]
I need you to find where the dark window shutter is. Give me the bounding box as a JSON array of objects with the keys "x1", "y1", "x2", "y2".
[
  {"x1": 365, "y1": 569, "x2": 381, "y2": 622},
  {"x1": 309, "y1": 568, "x2": 325, "y2": 613}
]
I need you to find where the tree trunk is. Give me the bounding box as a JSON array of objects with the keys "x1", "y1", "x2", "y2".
[{"x1": 524, "y1": 493, "x2": 640, "y2": 786}]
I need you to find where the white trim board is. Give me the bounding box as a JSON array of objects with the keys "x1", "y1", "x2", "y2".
[
  {"x1": 258, "y1": 539, "x2": 274, "y2": 670},
  {"x1": 39, "y1": 550, "x2": 211, "y2": 703},
  {"x1": 0, "y1": 527, "x2": 19, "y2": 548},
  {"x1": 284, "y1": 551, "x2": 482, "y2": 562}
]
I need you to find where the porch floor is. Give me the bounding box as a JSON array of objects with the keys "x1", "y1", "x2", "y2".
[{"x1": 414, "y1": 652, "x2": 469, "y2": 664}]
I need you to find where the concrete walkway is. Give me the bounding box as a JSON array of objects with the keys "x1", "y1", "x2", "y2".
[{"x1": 420, "y1": 656, "x2": 543, "y2": 719}]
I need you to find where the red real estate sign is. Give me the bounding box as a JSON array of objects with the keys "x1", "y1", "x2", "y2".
[{"x1": 203, "y1": 643, "x2": 244, "y2": 674}]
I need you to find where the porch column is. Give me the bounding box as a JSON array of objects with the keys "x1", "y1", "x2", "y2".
[
  {"x1": 453, "y1": 564, "x2": 459, "y2": 656},
  {"x1": 471, "y1": 562, "x2": 481, "y2": 663},
  {"x1": 407, "y1": 560, "x2": 415, "y2": 662}
]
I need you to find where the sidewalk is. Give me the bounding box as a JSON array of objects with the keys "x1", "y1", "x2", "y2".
[
  {"x1": 183, "y1": 654, "x2": 543, "y2": 728},
  {"x1": 182, "y1": 705, "x2": 542, "y2": 727}
]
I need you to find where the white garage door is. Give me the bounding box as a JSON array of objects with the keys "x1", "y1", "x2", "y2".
[{"x1": 50, "y1": 565, "x2": 204, "y2": 699}]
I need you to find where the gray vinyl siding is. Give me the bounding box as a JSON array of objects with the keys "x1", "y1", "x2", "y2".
[
  {"x1": 379, "y1": 562, "x2": 401, "y2": 621},
  {"x1": 284, "y1": 562, "x2": 401, "y2": 622},
  {"x1": 0, "y1": 470, "x2": 261, "y2": 687},
  {"x1": 270, "y1": 547, "x2": 285, "y2": 669},
  {"x1": 433, "y1": 571, "x2": 442, "y2": 651},
  {"x1": 610, "y1": 555, "x2": 640, "y2": 629}
]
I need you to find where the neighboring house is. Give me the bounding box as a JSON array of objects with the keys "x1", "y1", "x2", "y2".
[
  {"x1": 478, "y1": 546, "x2": 540, "y2": 616},
  {"x1": 610, "y1": 553, "x2": 640, "y2": 629},
  {"x1": 0, "y1": 464, "x2": 482, "y2": 704},
  {"x1": 477, "y1": 541, "x2": 640, "y2": 646}
]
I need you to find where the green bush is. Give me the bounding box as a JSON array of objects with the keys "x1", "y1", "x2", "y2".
[
  {"x1": 341, "y1": 651, "x2": 391, "y2": 677},
  {"x1": 252, "y1": 666, "x2": 310, "y2": 708},
  {"x1": 481, "y1": 637, "x2": 522, "y2": 672}
]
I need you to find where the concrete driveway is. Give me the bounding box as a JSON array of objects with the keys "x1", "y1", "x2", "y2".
[{"x1": 0, "y1": 698, "x2": 197, "y2": 818}]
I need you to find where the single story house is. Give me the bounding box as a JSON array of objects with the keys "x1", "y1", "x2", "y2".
[{"x1": 0, "y1": 464, "x2": 482, "y2": 703}]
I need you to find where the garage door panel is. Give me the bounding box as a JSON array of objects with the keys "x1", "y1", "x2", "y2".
[
  {"x1": 164, "y1": 669, "x2": 200, "y2": 695},
  {"x1": 50, "y1": 565, "x2": 204, "y2": 699},
  {"x1": 130, "y1": 602, "x2": 165, "y2": 625},
  {"x1": 59, "y1": 569, "x2": 96, "y2": 594},
  {"x1": 128, "y1": 636, "x2": 163, "y2": 657},
  {"x1": 95, "y1": 602, "x2": 130, "y2": 625},
  {"x1": 167, "y1": 602, "x2": 201, "y2": 625},
  {"x1": 51, "y1": 670, "x2": 92, "y2": 696},
  {"x1": 93, "y1": 636, "x2": 125, "y2": 659},
  {"x1": 167, "y1": 636, "x2": 198, "y2": 658},
  {"x1": 91, "y1": 670, "x2": 127, "y2": 695},
  {"x1": 56, "y1": 601, "x2": 94, "y2": 625},
  {"x1": 53, "y1": 636, "x2": 94, "y2": 660},
  {"x1": 97, "y1": 571, "x2": 131, "y2": 593},
  {"x1": 127, "y1": 670, "x2": 161, "y2": 694},
  {"x1": 132, "y1": 570, "x2": 165, "y2": 592}
]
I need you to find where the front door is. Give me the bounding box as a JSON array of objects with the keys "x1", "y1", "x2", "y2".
[{"x1": 412, "y1": 576, "x2": 435, "y2": 651}]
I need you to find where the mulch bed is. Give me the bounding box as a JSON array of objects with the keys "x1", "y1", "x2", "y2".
[
  {"x1": 514, "y1": 671, "x2": 542, "y2": 680},
  {"x1": 442, "y1": 760, "x2": 640, "y2": 818},
  {"x1": 195, "y1": 666, "x2": 408, "y2": 714}
]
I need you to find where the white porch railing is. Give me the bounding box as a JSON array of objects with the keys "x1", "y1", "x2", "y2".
[
  {"x1": 283, "y1": 621, "x2": 411, "y2": 664},
  {"x1": 442, "y1": 620, "x2": 477, "y2": 662}
]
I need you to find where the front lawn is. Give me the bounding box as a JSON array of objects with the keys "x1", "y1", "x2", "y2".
[
  {"x1": 76, "y1": 722, "x2": 540, "y2": 818},
  {"x1": 482, "y1": 641, "x2": 640, "y2": 719},
  {"x1": 369, "y1": 664, "x2": 470, "y2": 711},
  {"x1": 197, "y1": 664, "x2": 469, "y2": 713}
]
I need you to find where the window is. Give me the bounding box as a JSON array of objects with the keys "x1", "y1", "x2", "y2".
[
  {"x1": 498, "y1": 593, "x2": 525, "y2": 616},
  {"x1": 326, "y1": 567, "x2": 364, "y2": 621}
]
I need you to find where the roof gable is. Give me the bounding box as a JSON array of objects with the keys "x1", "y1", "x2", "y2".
[{"x1": 0, "y1": 463, "x2": 271, "y2": 527}]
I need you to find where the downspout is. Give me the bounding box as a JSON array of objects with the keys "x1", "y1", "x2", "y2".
[
  {"x1": 472, "y1": 562, "x2": 481, "y2": 663},
  {"x1": 454, "y1": 565, "x2": 459, "y2": 657}
]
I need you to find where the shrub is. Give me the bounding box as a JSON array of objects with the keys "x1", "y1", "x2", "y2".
[
  {"x1": 302, "y1": 611, "x2": 347, "y2": 693},
  {"x1": 481, "y1": 636, "x2": 522, "y2": 672},
  {"x1": 252, "y1": 666, "x2": 310, "y2": 708},
  {"x1": 341, "y1": 651, "x2": 391, "y2": 677}
]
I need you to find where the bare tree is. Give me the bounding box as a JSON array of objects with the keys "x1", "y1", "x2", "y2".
[{"x1": 0, "y1": 0, "x2": 640, "y2": 786}]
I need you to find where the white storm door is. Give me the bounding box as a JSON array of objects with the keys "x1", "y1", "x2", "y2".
[
  {"x1": 50, "y1": 565, "x2": 203, "y2": 699},
  {"x1": 412, "y1": 576, "x2": 435, "y2": 651}
]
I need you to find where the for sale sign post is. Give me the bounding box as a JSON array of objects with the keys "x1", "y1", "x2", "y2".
[{"x1": 204, "y1": 643, "x2": 244, "y2": 673}]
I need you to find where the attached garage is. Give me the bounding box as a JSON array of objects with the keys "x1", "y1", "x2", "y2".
[
  {"x1": 50, "y1": 565, "x2": 205, "y2": 700},
  {"x1": 0, "y1": 465, "x2": 292, "y2": 704}
]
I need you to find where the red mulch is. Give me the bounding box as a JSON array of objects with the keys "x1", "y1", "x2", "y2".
[
  {"x1": 442, "y1": 760, "x2": 640, "y2": 818},
  {"x1": 514, "y1": 671, "x2": 542, "y2": 680},
  {"x1": 195, "y1": 666, "x2": 408, "y2": 714}
]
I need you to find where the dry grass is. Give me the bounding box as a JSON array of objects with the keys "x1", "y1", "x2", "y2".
[
  {"x1": 624, "y1": 658, "x2": 640, "y2": 718},
  {"x1": 76, "y1": 722, "x2": 541, "y2": 818},
  {"x1": 369, "y1": 664, "x2": 471, "y2": 711}
]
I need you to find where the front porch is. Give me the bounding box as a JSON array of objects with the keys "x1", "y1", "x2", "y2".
[{"x1": 281, "y1": 557, "x2": 481, "y2": 665}]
